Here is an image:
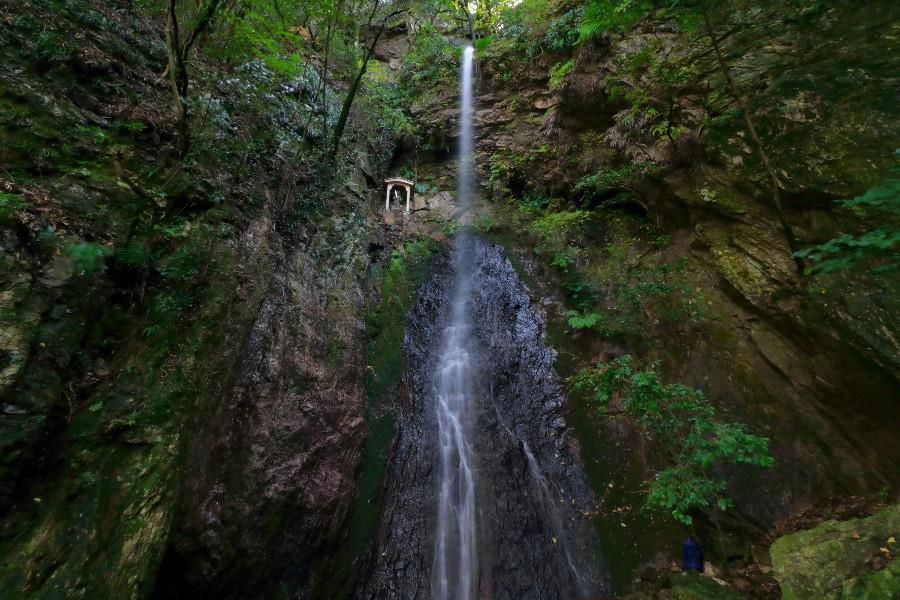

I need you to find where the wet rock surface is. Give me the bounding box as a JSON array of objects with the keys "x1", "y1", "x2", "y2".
[
  {"x1": 360, "y1": 235, "x2": 608, "y2": 599},
  {"x1": 152, "y1": 216, "x2": 375, "y2": 599}
]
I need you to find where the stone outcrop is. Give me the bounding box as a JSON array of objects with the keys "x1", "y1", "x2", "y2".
[{"x1": 771, "y1": 503, "x2": 900, "y2": 599}]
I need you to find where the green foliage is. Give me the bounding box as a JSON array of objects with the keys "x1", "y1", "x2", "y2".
[
  {"x1": 473, "y1": 213, "x2": 497, "y2": 233},
  {"x1": 529, "y1": 209, "x2": 591, "y2": 264},
  {"x1": 571, "y1": 356, "x2": 773, "y2": 524},
  {"x1": 193, "y1": 0, "x2": 315, "y2": 76},
  {"x1": 541, "y1": 6, "x2": 584, "y2": 52},
  {"x1": 67, "y1": 241, "x2": 110, "y2": 275},
  {"x1": 0, "y1": 193, "x2": 28, "y2": 224},
  {"x1": 578, "y1": 0, "x2": 705, "y2": 42},
  {"x1": 797, "y1": 229, "x2": 900, "y2": 275},
  {"x1": 795, "y1": 160, "x2": 900, "y2": 274},
  {"x1": 613, "y1": 259, "x2": 705, "y2": 327},
  {"x1": 401, "y1": 25, "x2": 459, "y2": 93},
  {"x1": 488, "y1": 144, "x2": 551, "y2": 181},
  {"x1": 415, "y1": 181, "x2": 437, "y2": 195},
  {"x1": 115, "y1": 242, "x2": 153, "y2": 269},
  {"x1": 487, "y1": 147, "x2": 526, "y2": 185},
  {"x1": 551, "y1": 247, "x2": 579, "y2": 270},
  {"x1": 566, "y1": 309, "x2": 608, "y2": 331},
  {"x1": 563, "y1": 275, "x2": 601, "y2": 311},
  {"x1": 548, "y1": 58, "x2": 575, "y2": 91},
  {"x1": 405, "y1": 237, "x2": 437, "y2": 259},
  {"x1": 474, "y1": 35, "x2": 493, "y2": 53},
  {"x1": 518, "y1": 192, "x2": 552, "y2": 212},
  {"x1": 580, "y1": 0, "x2": 655, "y2": 42},
  {"x1": 573, "y1": 161, "x2": 655, "y2": 203}
]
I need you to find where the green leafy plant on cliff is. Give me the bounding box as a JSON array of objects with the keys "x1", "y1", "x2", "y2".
[
  {"x1": 548, "y1": 58, "x2": 575, "y2": 91},
  {"x1": 67, "y1": 241, "x2": 111, "y2": 275},
  {"x1": 529, "y1": 209, "x2": 591, "y2": 266},
  {"x1": 566, "y1": 309, "x2": 610, "y2": 333},
  {"x1": 571, "y1": 355, "x2": 773, "y2": 525},
  {"x1": 565, "y1": 238, "x2": 704, "y2": 336},
  {"x1": 579, "y1": 0, "x2": 653, "y2": 41},
  {"x1": 0, "y1": 193, "x2": 28, "y2": 224},
  {"x1": 541, "y1": 6, "x2": 584, "y2": 52},
  {"x1": 401, "y1": 24, "x2": 458, "y2": 92},
  {"x1": 573, "y1": 161, "x2": 656, "y2": 204},
  {"x1": 795, "y1": 162, "x2": 900, "y2": 274},
  {"x1": 613, "y1": 259, "x2": 706, "y2": 327}
]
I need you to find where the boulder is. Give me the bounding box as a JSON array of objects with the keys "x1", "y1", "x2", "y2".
[{"x1": 771, "y1": 503, "x2": 900, "y2": 599}]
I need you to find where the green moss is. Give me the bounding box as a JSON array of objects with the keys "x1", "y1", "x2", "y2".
[
  {"x1": 667, "y1": 572, "x2": 743, "y2": 599},
  {"x1": 771, "y1": 503, "x2": 900, "y2": 600},
  {"x1": 311, "y1": 237, "x2": 443, "y2": 598},
  {"x1": 708, "y1": 242, "x2": 770, "y2": 299}
]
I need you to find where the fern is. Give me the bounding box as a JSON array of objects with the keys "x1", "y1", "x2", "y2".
[
  {"x1": 0, "y1": 193, "x2": 28, "y2": 223},
  {"x1": 67, "y1": 241, "x2": 110, "y2": 275},
  {"x1": 548, "y1": 59, "x2": 575, "y2": 91},
  {"x1": 566, "y1": 310, "x2": 608, "y2": 330}
]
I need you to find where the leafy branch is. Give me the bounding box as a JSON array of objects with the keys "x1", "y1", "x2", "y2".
[
  {"x1": 571, "y1": 355, "x2": 773, "y2": 525},
  {"x1": 795, "y1": 161, "x2": 900, "y2": 274}
]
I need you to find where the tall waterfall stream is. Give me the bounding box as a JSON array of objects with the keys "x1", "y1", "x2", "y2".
[
  {"x1": 432, "y1": 45, "x2": 477, "y2": 600},
  {"x1": 360, "y1": 46, "x2": 608, "y2": 599}
]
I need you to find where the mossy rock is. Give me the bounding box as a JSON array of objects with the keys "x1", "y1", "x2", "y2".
[
  {"x1": 667, "y1": 573, "x2": 744, "y2": 600},
  {"x1": 620, "y1": 573, "x2": 744, "y2": 600},
  {"x1": 770, "y1": 502, "x2": 900, "y2": 599}
]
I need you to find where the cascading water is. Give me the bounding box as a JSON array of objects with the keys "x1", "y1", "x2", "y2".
[
  {"x1": 456, "y1": 45, "x2": 475, "y2": 211},
  {"x1": 360, "y1": 42, "x2": 607, "y2": 600},
  {"x1": 431, "y1": 44, "x2": 477, "y2": 600}
]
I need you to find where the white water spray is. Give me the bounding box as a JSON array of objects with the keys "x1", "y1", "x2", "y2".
[
  {"x1": 431, "y1": 44, "x2": 477, "y2": 600},
  {"x1": 457, "y1": 45, "x2": 475, "y2": 211}
]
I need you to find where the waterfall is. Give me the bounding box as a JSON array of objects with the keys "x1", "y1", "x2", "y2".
[
  {"x1": 431, "y1": 44, "x2": 477, "y2": 600},
  {"x1": 458, "y1": 45, "x2": 475, "y2": 209}
]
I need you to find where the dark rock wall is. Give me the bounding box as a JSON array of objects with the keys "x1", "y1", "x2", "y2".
[
  {"x1": 0, "y1": 2, "x2": 391, "y2": 598},
  {"x1": 153, "y1": 214, "x2": 377, "y2": 598},
  {"x1": 360, "y1": 235, "x2": 607, "y2": 599}
]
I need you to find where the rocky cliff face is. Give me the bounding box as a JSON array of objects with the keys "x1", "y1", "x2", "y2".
[
  {"x1": 408, "y1": 1, "x2": 900, "y2": 535},
  {"x1": 152, "y1": 211, "x2": 377, "y2": 598},
  {"x1": 0, "y1": 2, "x2": 393, "y2": 598},
  {"x1": 2, "y1": 1, "x2": 899, "y2": 598},
  {"x1": 360, "y1": 235, "x2": 606, "y2": 599}
]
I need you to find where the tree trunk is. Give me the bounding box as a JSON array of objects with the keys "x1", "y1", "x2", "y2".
[
  {"x1": 328, "y1": 39, "x2": 377, "y2": 162},
  {"x1": 328, "y1": 5, "x2": 406, "y2": 162},
  {"x1": 166, "y1": 0, "x2": 190, "y2": 155},
  {"x1": 181, "y1": 0, "x2": 225, "y2": 59},
  {"x1": 701, "y1": 5, "x2": 804, "y2": 275}
]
